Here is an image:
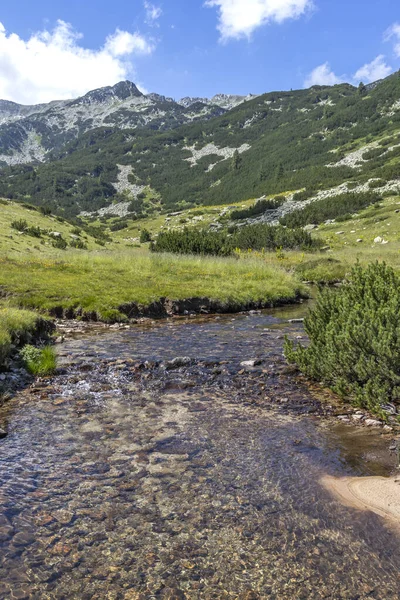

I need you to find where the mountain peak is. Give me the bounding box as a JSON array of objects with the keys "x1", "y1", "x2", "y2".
[{"x1": 69, "y1": 81, "x2": 143, "y2": 106}]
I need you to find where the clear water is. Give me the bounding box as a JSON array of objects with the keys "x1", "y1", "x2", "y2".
[{"x1": 0, "y1": 307, "x2": 399, "y2": 599}]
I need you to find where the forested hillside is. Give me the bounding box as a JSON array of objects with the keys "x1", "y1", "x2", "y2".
[{"x1": 1, "y1": 73, "x2": 400, "y2": 218}]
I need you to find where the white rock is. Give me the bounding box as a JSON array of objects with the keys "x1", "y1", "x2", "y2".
[
  {"x1": 364, "y1": 418, "x2": 382, "y2": 427},
  {"x1": 374, "y1": 236, "x2": 383, "y2": 244},
  {"x1": 352, "y1": 414, "x2": 364, "y2": 422},
  {"x1": 240, "y1": 359, "x2": 262, "y2": 368}
]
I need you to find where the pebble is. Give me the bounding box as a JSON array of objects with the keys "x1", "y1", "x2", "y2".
[{"x1": 52, "y1": 510, "x2": 75, "y2": 525}]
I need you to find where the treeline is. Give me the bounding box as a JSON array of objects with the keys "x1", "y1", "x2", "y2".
[
  {"x1": 280, "y1": 192, "x2": 382, "y2": 228},
  {"x1": 151, "y1": 224, "x2": 320, "y2": 256},
  {"x1": 230, "y1": 197, "x2": 285, "y2": 220}
]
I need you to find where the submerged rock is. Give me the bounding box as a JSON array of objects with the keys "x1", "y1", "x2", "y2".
[{"x1": 165, "y1": 357, "x2": 193, "y2": 370}]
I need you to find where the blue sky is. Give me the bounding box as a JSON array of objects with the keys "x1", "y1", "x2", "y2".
[{"x1": 0, "y1": 0, "x2": 400, "y2": 104}]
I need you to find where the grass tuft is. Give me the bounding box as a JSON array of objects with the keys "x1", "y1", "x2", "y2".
[{"x1": 20, "y1": 345, "x2": 57, "y2": 376}]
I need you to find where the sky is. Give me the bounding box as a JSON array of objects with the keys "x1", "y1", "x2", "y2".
[{"x1": 0, "y1": 0, "x2": 400, "y2": 104}]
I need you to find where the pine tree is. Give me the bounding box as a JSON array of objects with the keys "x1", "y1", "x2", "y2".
[
  {"x1": 358, "y1": 82, "x2": 367, "y2": 95},
  {"x1": 232, "y1": 149, "x2": 242, "y2": 171}
]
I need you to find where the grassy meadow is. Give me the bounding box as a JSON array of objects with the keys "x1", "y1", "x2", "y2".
[
  {"x1": 0, "y1": 252, "x2": 305, "y2": 319},
  {"x1": 1, "y1": 192, "x2": 400, "y2": 327}
]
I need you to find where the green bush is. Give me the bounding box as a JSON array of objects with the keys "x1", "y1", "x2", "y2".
[
  {"x1": 151, "y1": 223, "x2": 321, "y2": 256},
  {"x1": 140, "y1": 228, "x2": 152, "y2": 243},
  {"x1": 39, "y1": 206, "x2": 52, "y2": 216},
  {"x1": 110, "y1": 220, "x2": 129, "y2": 232},
  {"x1": 52, "y1": 237, "x2": 68, "y2": 249},
  {"x1": 20, "y1": 344, "x2": 57, "y2": 376},
  {"x1": 69, "y1": 239, "x2": 87, "y2": 249},
  {"x1": 11, "y1": 219, "x2": 28, "y2": 232},
  {"x1": 292, "y1": 189, "x2": 315, "y2": 202},
  {"x1": 280, "y1": 192, "x2": 382, "y2": 228},
  {"x1": 284, "y1": 262, "x2": 400, "y2": 417},
  {"x1": 230, "y1": 197, "x2": 284, "y2": 220},
  {"x1": 26, "y1": 225, "x2": 42, "y2": 238},
  {"x1": 368, "y1": 179, "x2": 385, "y2": 189}
]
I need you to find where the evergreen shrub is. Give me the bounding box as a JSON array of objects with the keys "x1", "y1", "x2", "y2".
[
  {"x1": 284, "y1": 262, "x2": 400, "y2": 417},
  {"x1": 280, "y1": 192, "x2": 382, "y2": 227},
  {"x1": 230, "y1": 197, "x2": 284, "y2": 220},
  {"x1": 151, "y1": 224, "x2": 321, "y2": 256}
]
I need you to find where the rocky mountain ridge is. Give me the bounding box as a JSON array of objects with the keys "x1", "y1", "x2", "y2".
[
  {"x1": 0, "y1": 81, "x2": 256, "y2": 166},
  {"x1": 1, "y1": 72, "x2": 400, "y2": 219}
]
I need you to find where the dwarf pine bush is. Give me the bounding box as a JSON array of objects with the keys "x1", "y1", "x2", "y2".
[
  {"x1": 151, "y1": 224, "x2": 320, "y2": 256},
  {"x1": 284, "y1": 262, "x2": 400, "y2": 417}
]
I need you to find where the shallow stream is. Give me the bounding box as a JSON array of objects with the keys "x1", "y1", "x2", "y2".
[{"x1": 0, "y1": 305, "x2": 399, "y2": 599}]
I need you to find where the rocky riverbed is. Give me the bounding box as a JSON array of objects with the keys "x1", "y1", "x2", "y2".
[{"x1": 0, "y1": 307, "x2": 399, "y2": 599}]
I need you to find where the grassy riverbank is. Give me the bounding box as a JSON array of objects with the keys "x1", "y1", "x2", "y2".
[
  {"x1": 0, "y1": 252, "x2": 306, "y2": 320},
  {"x1": 2, "y1": 193, "x2": 400, "y2": 323},
  {"x1": 0, "y1": 308, "x2": 53, "y2": 368}
]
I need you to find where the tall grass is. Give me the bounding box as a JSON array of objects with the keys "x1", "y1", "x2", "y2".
[{"x1": 0, "y1": 251, "x2": 306, "y2": 317}]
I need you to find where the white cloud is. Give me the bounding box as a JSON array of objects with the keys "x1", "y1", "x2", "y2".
[
  {"x1": 144, "y1": 2, "x2": 162, "y2": 26},
  {"x1": 353, "y1": 55, "x2": 392, "y2": 84},
  {"x1": 0, "y1": 20, "x2": 154, "y2": 105},
  {"x1": 304, "y1": 63, "x2": 343, "y2": 87},
  {"x1": 205, "y1": 0, "x2": 313, "y2": 41},
  {"x1": 384, "y1": 22, "x2": 400, "y2": 57}
]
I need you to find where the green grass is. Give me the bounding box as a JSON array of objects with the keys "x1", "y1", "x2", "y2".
[
  {"x1": 20, "y1": 344, "x2": 57, "y2": 376},
  {"x1": 0, "y1": 308, "x2": 49, "y2": 367},
  {"x1": 0, "y1": 199, "x2": 110, "y2": 254},
  {"x1": 0, "y1": 251, "x2": 306, "y2": 317},
  {"x1": 3, "y1": 192, "x2": 400, "y2": 325}
]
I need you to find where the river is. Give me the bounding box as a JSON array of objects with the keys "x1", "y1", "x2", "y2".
[{"x1": 0, "y1": 306, "x2": 399, "y2": 599}]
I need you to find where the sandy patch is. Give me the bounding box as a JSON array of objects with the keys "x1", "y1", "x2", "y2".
[{"x1": 321, "y1": 474, "x2": 400, "y2": 531}]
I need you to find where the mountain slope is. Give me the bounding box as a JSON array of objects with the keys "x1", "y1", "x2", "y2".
[
  {"x1": 0, "y1": 82, "x2": 256, "y2": 166},
  {"x1": 1, "y1": 73, "x2": 400, "y2": 218}
]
